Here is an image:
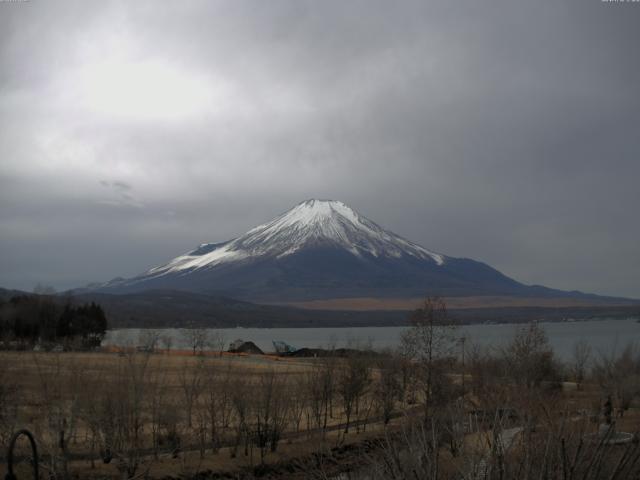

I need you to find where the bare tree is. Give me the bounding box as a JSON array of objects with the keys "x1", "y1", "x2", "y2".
[
  {"x1": 374, "y1": 355, "x2": 401, "y2": 425},
  {"x1": 181, "y1": 327, "x2": 210, "y2": 355},
  {"x1": 157, "y1": 396, "x2": 182, "y2": 459},
  {"x1": 251, "y1": 369, "x2": 290, "y2": 462},
  {"x1": 115, "y1": 352, "x2": 152, "y2": 479},
  {"x1": 467, "y1": 343, "x2": 508, "y2": 413},
  {"x1": 360, "y1": 420, "x2": 443, "y2": 479},
  {"x1": 0, "y1": 359, "x2": 19, "y2": 455},
  {"x1": 178, "y1": 357, "x2": 205, "y2": 428},
  {"x1": 396, "y1": 345, "x2": 417, "y2": 406},
  {"x1": 289, "y1": 373, "x2": 309, "y2": 433},
  {"x1": 33, "y1": 353, "x2": 86, "y2": 479},
  {"x1": 401, "y1": 296, "x2": 457, "y2": 419},
  {"x1": 613, "y1": 344, "x2": 640, "y2": 417},
  {"x1": 230, "y1": 376, "x2": 250, "y2": 458},
  {"x1": 146, "y1": 358, "x2": 168, "y2": 459},
  {"x1": 202, "y1": 358, "x2": 233, "y2": 454},
  {"x1": 307, "y1": 358, "x2": 336, "y2": 434},
  {"x1": 338, "y1": 353, "x2": 371, "y2": 433},
  {"x1": 209, "y1": 330, "x2": 227, "y2": 356},
  {"x1": 138, "y1": 329, "x2": 160, "y2": 353},
  {"x1": 571, "y1": 339, "x2": 592, "y2": 390},
  {"x1": 504, "y1": 322, "x2": 557, "y2": 390},
  {"x1": 356, "y1": 408, "x2": 640, "y2": 480},
  {"x1": 593, "y1": 343, "x2": 640, "y2": 418},
  {"x1": 160, "y1": 333, "x2": 173, "y2": 353},
  {"x1": 202, "y1": 363, "x2": 220, "y2": 454}
]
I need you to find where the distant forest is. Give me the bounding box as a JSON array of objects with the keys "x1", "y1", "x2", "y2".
[{"x1": 0, "y1": 294, "x2": 107, "y2": 349}]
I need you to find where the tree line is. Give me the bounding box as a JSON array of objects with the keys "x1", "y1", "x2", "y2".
[{"x1": 0, "y1": 294, "x2": 108, "y2": 349}]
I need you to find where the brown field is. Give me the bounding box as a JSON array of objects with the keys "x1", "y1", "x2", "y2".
[
  {"x1": 272, "y1": 295, "x2": 635, "y2": 311},
  {"x1": 0, "y1": 350, "x2": 407, "y2": 479},
  {"x1": 2, "y1": 339, "x2": 640, "y2": 479}
]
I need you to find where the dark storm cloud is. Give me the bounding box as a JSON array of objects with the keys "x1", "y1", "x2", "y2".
[{"x1": 0, "y1": 0, "x2": 639, "y2": 297}]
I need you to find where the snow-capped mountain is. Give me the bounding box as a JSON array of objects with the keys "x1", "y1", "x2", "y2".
[
  {"x1": 95, "y1": 199, "x2": 579, "y2": 302},
  {"x1": 147, "y1": 199, "x2": 445, "y2": 276}
]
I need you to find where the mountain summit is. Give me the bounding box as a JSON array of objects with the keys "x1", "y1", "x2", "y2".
[
  {"x1": 148, "y1": 199, "x2": 445, "y2": 276},
  {"x1": 96, "y1": 199, "x2": 594, "y2": 302}
]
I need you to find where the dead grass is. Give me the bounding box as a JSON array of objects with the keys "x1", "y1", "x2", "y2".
[
  {"x1": 270, "y1": 295, "x2": 634, "y2": 311},
  {"x1": 0, "y1": 350, "x2": 389, "y2": 478},
  {"x1": 2, "y1": 350, "x2": 638, "y2": 479}
]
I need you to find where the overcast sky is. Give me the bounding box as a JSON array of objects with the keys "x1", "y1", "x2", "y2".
[{"x1": 1, "y1": 0, "x2": 639, "y2": 298}]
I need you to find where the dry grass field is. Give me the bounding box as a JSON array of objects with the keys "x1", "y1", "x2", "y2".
[
  {"x1": 2, "y1": 317, "x2": 640, "y2": 480},
  {"x1": 0, "y1": 350, "x2": 406, "y2": 479},
  {"x1": 274, "y1": 295, "x2": 636, "y2": 311}
]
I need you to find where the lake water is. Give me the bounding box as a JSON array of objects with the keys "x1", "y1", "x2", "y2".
[{"x1": 103, "y1": 317, "x2": 640, "y2": 361}]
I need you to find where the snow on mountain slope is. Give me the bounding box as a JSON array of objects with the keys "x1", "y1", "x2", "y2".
[
  {"x1": 89, "y1": 199, "x2": 628, "y2": 303},
  {"x1": 96, "y1": 199, "x2": 561, "y2": 301},
  {"x1": 145, "y1": 199, "x2": 445, "y2": 278}
]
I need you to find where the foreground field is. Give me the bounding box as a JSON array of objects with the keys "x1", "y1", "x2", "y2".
[
  {"x1": 0, "y1": 350, "x2": 409, "y2": 479},
  {"x1": 2, "y1": 315, "x2": 640, "y2": 479}
]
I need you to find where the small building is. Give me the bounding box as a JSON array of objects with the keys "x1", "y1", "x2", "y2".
[{"x1": 272, "y1": 340, "x2": 298, "y2": 355}]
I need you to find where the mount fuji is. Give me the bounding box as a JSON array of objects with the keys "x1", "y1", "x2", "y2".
[{"x1": 94, "y1": 199, "x2": 607, "y2": 303}]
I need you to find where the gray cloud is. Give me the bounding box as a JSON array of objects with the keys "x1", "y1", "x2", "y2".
[
  {"x1": 0, "y1": 0, "x2": 639, "y2": 297},
  {"x1": 98, "y1": 180, "x2": 142, "y2": 208},
  {"x1": 101, "y1": 180, "x2": 132, "y2": 192}
]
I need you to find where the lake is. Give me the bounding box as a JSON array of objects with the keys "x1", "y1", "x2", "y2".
[{"x1": 103, "y1": 317, "x2": 640, "y2": 361}]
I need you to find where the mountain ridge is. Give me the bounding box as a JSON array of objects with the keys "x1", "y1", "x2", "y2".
[{"x1": 90, "y1": 199, "x2": 627, "y2": 303}]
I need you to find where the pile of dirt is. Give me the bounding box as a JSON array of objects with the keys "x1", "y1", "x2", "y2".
[{"x1": 228, "y1": 341, "x2": 264, "y2": 355}]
